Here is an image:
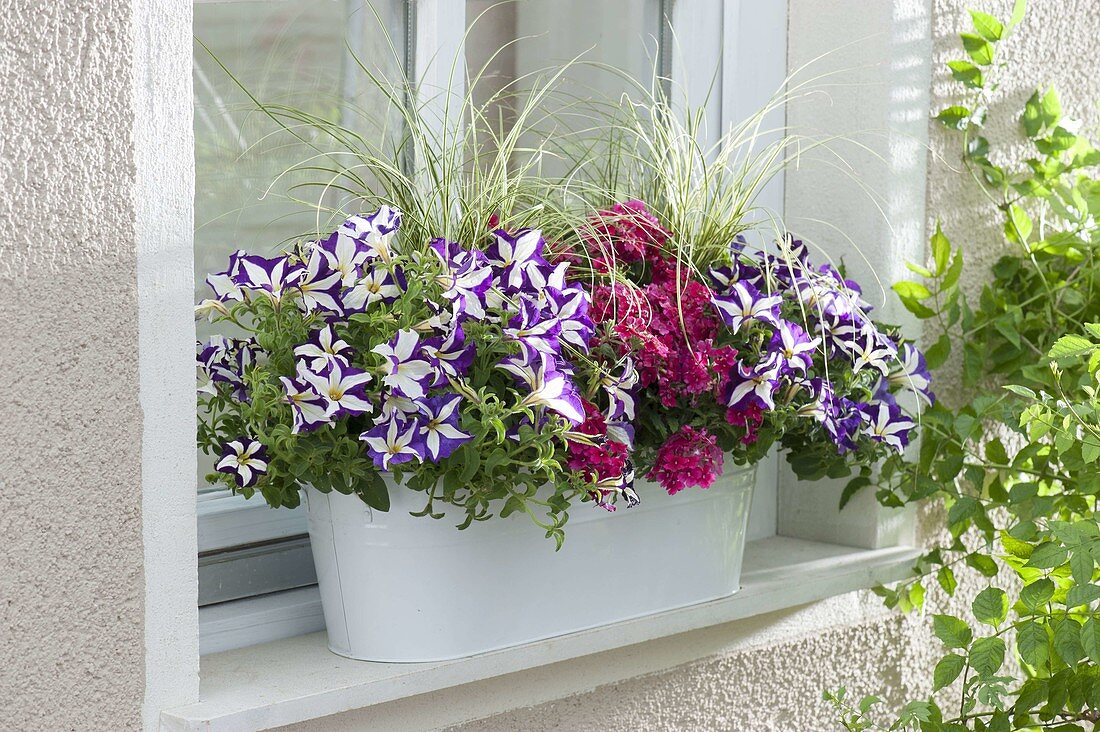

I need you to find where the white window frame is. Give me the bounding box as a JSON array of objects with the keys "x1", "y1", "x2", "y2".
[{"x1": 144, "y1": 0, "x2": 932, "y2": 726}]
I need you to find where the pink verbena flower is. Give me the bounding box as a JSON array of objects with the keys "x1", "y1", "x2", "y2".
[
  {"x1": 566, "y1": 401, "x2": 629, "y2": 482},
  {"x1": 726, "y1": 402, "x2": 765, "y2": 445},
  {"x1": 585, "y1": 200, "x2": 671, "y2": 264},
  {"x1": 648, "y1": 425, "x2": 724, "y2": 495}
]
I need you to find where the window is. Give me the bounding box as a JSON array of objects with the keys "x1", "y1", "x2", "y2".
[
  {"x1": 195, "y1": 0, "x2": 790, "y2": 652},
  {"x1": 193, "y1": 0, "x2": 407, "y2": 606}
]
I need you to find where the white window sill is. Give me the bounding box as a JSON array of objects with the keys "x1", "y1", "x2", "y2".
[{"x1": 162, "y1": 536, "x2": 918, "y2": 731}]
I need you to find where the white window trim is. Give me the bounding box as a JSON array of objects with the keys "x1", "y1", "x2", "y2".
[{"x1": 145, "y1": 0, "x2": 933, "y2": 729}]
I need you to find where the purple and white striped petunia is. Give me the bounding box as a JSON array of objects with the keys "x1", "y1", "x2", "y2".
[
  {"x1": 498, "y1": 351, "x2": 585, "y2": 424},
  {"x1": 342, "y1": 265, "x2": 405, "y2": 313},
  {"x1": 858, "y1": 400, "x2": 916, "y2": 452},
  {"x1": 340, "y1": 205, "x2": 402, "y2": 264},
  {"x1": 724, "y1": 357, "x2": 782, "y2": 411},
  {"x1": 296, "y1": 248, "x2": 344, "y2": 313},
  {"x1": 232, "y1": 254, "x2": 304, "y2": 302},
  {"x1": 360, "y1": 416, "x2": 424, "y2": 470},
  {"x1": 298, "y1": 361, "x2": 374, "y2": 419},
  {"x1": 600, "y1": 356, "x2": 639, "y2": 420},
  {"x1": 769, "y1": 320, "x2": 820, "y2": 374},
  {"x1": 416, "y1": 394, "x2": 473, "y2": 461},
  {"x1": 216, "y1": 438, "x2": 268, "y2": 488},
  {"x1": 484, "y1": 229, "x2": 549, "y2": 291},
  {"x1": 316, "y1": 231, "x2": 368, "y2": 286},
  {"x1": 503, "y1": 297, "x2": 562, "y2": 355},
  {"x1": 372, "y1": 329, "x2": 435, "y2": 400},
  {"x1": 293, "y1": 324, "x2": 352, "y2": 372},
  {"x1": 541, "y1": 285, "x2": 593, "y2": 352},
  {"x1": 887, "y1": 343, "x2": 935, "y2": 407},
  {"x1": 711, "y1": 282, "x2": 783, "y2": 333},
  {"x1": 433, "y1": 244, "x2": 494, "y2": 321},
  {"x1": 845, "y1": 328, "x2": 898, "y2": 376},
  {"x1": 421, "y1": 324, "x2": 475, "y2": 382},
  {"x1": 279, "y1": 368, "x2": 335, "y2": 434},
  {"x1": 206, "y1": 250, "x2": 246, "y2": 302}
]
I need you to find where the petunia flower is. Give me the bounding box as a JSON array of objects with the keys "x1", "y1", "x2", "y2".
[
  {"x1": 504, "y1": 297, "x2": 561, "y2": 355},
  {"x1": 541, "y1": 285, "x2": 593, "y2": 352},
  {"x1": 769, "y1": 320, "x2": 820, "y2": 374},
  {"x1": 484, "y1": 229, "x2": 548, "y2": 291},
  {"x1": 232, "y1": 254, "x2": 304, "y2": 303},
  {"x1": 498, "y1": 351, "x2": 585, "y2": 424},
  {"x1": 316, "y1": 231, "x2": 369, "y2": 286},
  {"x1": 724, "y1": 357, "x2": 781, "y2": 411},
  {"x1": 342, "y1": 265, "x2": 404, "y2": 313},
  {"x1": 295, "y1": 248, "x2": 344, "y2": 313},
  {"x1": 279, "y1": 369, "x2": 335, "y2": 433},
  {"x1": 845, "y1": 328, "x2": 898, "y2": 376},
  {"x1": 339, "y1": 205, "x2": 402, "y2": 264},
  {"x1": 206, "y1": 251, "x2": 246, "y2": 302},
  {"x1": 297, "y1": 361, "x2": 374, "y2": 419},
  {"x1": 416, "y1": 394, "x2": 473, "y2": 461},
  {"x1": 433, "y1": 244, "x2": 493, "y2": 321},
  {"x1": 887, "y1": 343, "x2": 935, "y2": 407},
  {"x1": 858, "y1": 400, "x2": 915, "y2": 452},
  {"x1": 293, "y1": 324, "x2": 352, "y2": 372},
  {"x1": 600, "y1": 357, "x2": 639, "y2": 420},
  {"x1": 421, "y1": 324, "x2": 475, "y2": 382},
  {"x1": 360, "y1": 416, "x2": 424, "y2": 470},
  {"x1": 372, "y1": 329, "x2": 434, "y2": 400},
  {"x1": 711, "y1": 282, "x2": 783, "y2": 333},
  {"x1": 216, "y1": 438, "x2": 268, "y2": 488}
]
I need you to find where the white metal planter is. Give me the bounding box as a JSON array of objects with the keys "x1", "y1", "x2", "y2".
[{"x1": 304, "y1": 461, "x2": 755, "y2": 662}]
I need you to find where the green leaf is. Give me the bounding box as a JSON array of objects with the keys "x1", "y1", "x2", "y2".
[
  {"x1": 969, "y1": 10, "x2": 1004, "y2": 41},
  {"x1": 358, "y1": 471, "x2": 390, "y2": 512},
  {"x1": 1020, "y1": 578, "x2": 1055, "y2": 609},
  {"x1": 1017, "y1": 621, "x2": 1049, "y2": 668},
  {"x1": 1006, "y1": 204, "x2": 1033, "y2": 243},
  {"x1": 933, "y1": 653, "x2": 965, "y2": 691},
  {"x1": 892, "y1": 281, "x2": 933, "y2": 301},
  {"x1": 985, "y1": 438, "x2": 1009, "y2": 465},
  {"x1": 1066, "y1": 583, "x2": 1100, "y2": 609},
  {"x1": 1081, "y1": 617, "x2": 1100, "y2": 664},
  {"x1": 946, "y1": 59, "x2": 984, "y2": 88},
  {"x1": 925, "y1": 333, "x2": 952, "y2": 370},
  {"x1": 1055, "y1": 619, "x2": 1085, "y2": 666},
  {"x1": 1003, "y1": 384, "x2": 1036, "y2": 399},
  {"x1": 970, "y1": 636, "x2": 1006, "y2": 677},
  {"x1": 937, "y1": 106, "x2": 971, "y2": 129},
  {"x1": 930, "y1": 223, "x2": 951, "y2": 274},
  {"x1": 933, "y1": 614, "x2": 973, "y2": 648},
  {"x1": 1027, "y1": 542, "x2": 1068, "y2": 569},
  {"x1": 1008, "y1": 0, "x2": 1027, "y2": 28},
  {"x1": 937, "y1": 566, "x2": 958, "y2": 596},
  {"x1": 961, "y1": 33, "x2": 995, "y2": 65},
  {"x1": 972, "y1": 587, "x2": 1009, "y2": 627},
  {"x1": 1070, "y1": 551, "x2": 1094, "y2": 585},
  {"x1": 1048, "y1": 334, "x2": 1096, "y2": 360},
  {"x1": 966, "y1": 553, "x2": 999, "y2": 577}
]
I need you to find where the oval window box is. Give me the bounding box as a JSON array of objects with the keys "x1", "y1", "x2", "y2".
[{"x1": 304, "y1": 463, "x2": 756, "y2": 662}]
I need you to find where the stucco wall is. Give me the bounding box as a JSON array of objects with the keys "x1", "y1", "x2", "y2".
[{"x1": 0, "y1": 2, "x2": 146, "y2": 730}]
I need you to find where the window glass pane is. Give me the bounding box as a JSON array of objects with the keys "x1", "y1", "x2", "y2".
[
  {"x1": 465, "y1": 0, "x2": 663, "y2": 158},
  {"x1": 194, "y1": 0, "x2": 405, "y2": 494}
]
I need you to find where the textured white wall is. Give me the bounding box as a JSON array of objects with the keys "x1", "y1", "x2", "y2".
[
  {"x1": 0, "y1": 2, "x2": 145, "y2": 730},
  {"x1": 0, "y1": 2, "x2": 197, "y2": 731}
]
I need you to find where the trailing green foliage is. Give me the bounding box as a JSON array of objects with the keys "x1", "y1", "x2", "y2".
[{"x1": 829, "y1": 3, "x2": 1100, "y2": 729}]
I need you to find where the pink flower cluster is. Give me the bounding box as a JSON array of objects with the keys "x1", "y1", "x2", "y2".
[
  {"x1": 646, "y1": 425, "x2": 724, "y2": 495},
  {"x1": 585, "y1": 199, "x2": 671, "y2": 266},
  {"x1": 566, "y1": 400, "x2": 630, "y2": 498},
  {"x1": 589, "y1": 235, "x2": 737, "y2": 410}
]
